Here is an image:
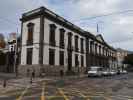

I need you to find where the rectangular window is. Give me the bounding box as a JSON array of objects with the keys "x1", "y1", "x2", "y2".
[
  {"x1": 59, "y1": 51, "x2": 64, "y2": 65},
  {"x1": 59, "y1": 29, "x2": 65, "y2": 49},
  {"x1": 75, "y1": 54, "x2": 79, "y2": 66},
  {"x1": 49, "y1": 24, "x2": 56, "y2": 46},
  {"x1": 27, "y1": 48, "x2": 33, "y2": 65},
  {"x1": 67, "y1": 32, "x2": 72, "y2": 50},
  {"x1": 80, "y1": 38, "x2": 84, "y2": 53},
  {"x1": 75, "y1": 35, "x2": 79, "y2": 52},
  {"x1": 49, "y1": 48, "x2": 55, "y2": 65},
  {"x1": 81, "y1": 55, "x2": 84, "y2": 67},
  {"x1": 27, "y1": 23, "x2": 34, "y2": 45}
]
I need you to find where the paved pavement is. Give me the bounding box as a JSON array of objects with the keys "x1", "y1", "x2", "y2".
[{"x1": 0, "y1": 73, "x2": 133, "y2": 100}]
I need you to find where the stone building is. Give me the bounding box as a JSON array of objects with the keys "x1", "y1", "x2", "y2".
[
  {"x1": 116, "y1": 48, "x2": 128, "y2": 70},
  {"x1": 19, "y1": 7, "x2": 116, "y2": 76},
  {"x1": 0, "y1": 33, "x2": 20, "y2": 73}
]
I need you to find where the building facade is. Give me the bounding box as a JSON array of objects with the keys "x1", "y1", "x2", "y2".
[
  {"x1": 0, "y1": 33, "x2": 19, "y2": 73},
  {"x1": 19, "y1": 7, "x2": 116, "y2": 76},
  {"x1": 116, "y1": 48, "x2": 128, "y2": 70}
]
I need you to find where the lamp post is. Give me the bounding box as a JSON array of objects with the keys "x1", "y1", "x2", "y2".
[{"x1": 13, "y1": 28, "x2": 18, "y2": 77}]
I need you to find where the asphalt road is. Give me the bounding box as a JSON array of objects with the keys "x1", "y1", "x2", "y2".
[{"x1": 0, "y1": 73, "x2": 133, "y2": 100}]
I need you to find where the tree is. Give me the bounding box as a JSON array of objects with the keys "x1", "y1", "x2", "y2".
[
  {"x1": 123, "y1": 54, "x2": 133, "y2": 65},
  {"x1": 0, "y1": 34, "x2": 6, "y2": 48},
  {"x1": 123, "y1": 54, "x2": 133, "y2": 71},
  {"x1": 0, "y1": 51, "x2": 6, "y2": 65}
]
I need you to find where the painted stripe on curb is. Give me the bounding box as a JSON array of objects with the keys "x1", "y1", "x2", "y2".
[
  {"x1": 58, "y1": 88, "x2": 69, "y2": 100},
  {"x1": 16, "y1": 85, "x2": 30, "y2": 100},
  {"x1": 41, "y1": 82, "x2": 45, "y2": 100}
]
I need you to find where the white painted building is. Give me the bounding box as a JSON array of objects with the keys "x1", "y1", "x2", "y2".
[
  {"x1": 19, "y1": 7, "x2": 116, "y2": 76},
  {"x1": 116, "y1": 48, "x2": 128, "y2": 70}
]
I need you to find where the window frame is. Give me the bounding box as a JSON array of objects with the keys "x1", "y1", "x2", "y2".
[
  {"x1": 26, "y1": 48, "x2": 33, "y2": 65},
  {"x1": 59, "y1": 28, "x2": 65, "y2": 49},
  {"x1": 59, "y1": 51, "x2": 64, "y2": 65},
  {"x1": 49, "y1": 48, "x2": 55, "y2": 65},
  {"x1": 27, "y1": 23, "x2": 34, "y2": 45},
  {"x1": 49, "y1": 24, "x2": 57, "y2": 46}
]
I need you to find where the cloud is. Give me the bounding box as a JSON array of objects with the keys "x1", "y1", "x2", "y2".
[{"x1": 0, "y1": 0, "x2": 133, "y2": 51}]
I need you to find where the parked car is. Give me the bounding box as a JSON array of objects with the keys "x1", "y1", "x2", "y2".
[
  {"x1": 88, "y1": 66, "x2": 103, "y2": 77},
  {"x1": 120, "y1": 70, "x2": 127, "y2": 74},
  {"x1": 110, "y1": 70, "x2": 117, "y2": 75},
  {"x1": 117, "y1": 69, "x2": 121, "y2": 75},
  {"x1": 102, "y1": 69, "x2": 111, "y2": 76}
]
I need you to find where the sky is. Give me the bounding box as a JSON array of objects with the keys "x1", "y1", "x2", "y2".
[{"x1": 0, "y1": 0, "x2": 133, "y2": 51}]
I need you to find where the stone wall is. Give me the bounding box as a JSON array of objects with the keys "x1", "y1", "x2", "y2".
[{"x1": 18, "y1": 64, "x2": 86, "y2": 77}]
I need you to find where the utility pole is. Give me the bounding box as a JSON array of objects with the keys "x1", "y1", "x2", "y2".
[
  {"x1": 13, "y1": 28, "x2": 18, "y2": 77},
  {"x1": 97, "y1": 23, "x2": 99, "y2": 33}
]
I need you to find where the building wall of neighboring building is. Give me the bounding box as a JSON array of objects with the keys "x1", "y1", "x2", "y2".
[
  {"x1": 0, "y1": 34, "x2": 6, "y2": 49},
  {"x1": 116, "y1": 49, "x2": 128, "y2": 69}
]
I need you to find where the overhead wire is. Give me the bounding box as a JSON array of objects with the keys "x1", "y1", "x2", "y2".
[{"x1": 73, "y1": 9, "x2": 133, "y2": 22}]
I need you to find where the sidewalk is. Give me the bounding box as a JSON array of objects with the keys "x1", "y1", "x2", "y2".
[
  {"x1": 0, "y1": 73, "x2": 88, "y2": 92},
  {"x1": 0, "y1": 77, "x2": 46, "y2": 96},
  {"x1": 0, "y1": 72, "x2": 17, "y2": 80}
]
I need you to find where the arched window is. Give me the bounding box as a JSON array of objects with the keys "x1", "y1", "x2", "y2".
[{"x1": 27, "y1": 23, "x2": 34, "y2": 45}]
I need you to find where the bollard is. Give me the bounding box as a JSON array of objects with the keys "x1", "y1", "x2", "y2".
[{"x1": 3, "y1": 79, "x2": 6, "y2": 88}]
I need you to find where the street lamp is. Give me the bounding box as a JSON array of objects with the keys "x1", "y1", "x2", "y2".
[{"x1": 13, "y1": 28, "x2": 18, "y2": 77}]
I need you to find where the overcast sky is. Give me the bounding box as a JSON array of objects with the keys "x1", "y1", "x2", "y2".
[{"x1": 0, "y1": 0, "x2": 133, "y2": 51}]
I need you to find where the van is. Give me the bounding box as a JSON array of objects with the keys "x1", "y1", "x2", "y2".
[{"x1": 88, "y1": 66, "x2": 103, "y2": 77}]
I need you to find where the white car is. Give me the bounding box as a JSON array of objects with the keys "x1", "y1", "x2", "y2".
[
  {"x1": 110, "y1": 70, "x2": 117, "y2": 75},
  {"x1": 88, "y1": 66, "x2": 103, "y2": 77},
  {"x1": 102, "y1": 69, "x2": 110, "y2": 76},
  {"x1": 120, "y1": 70, "x2": 127, "y2": 74}
]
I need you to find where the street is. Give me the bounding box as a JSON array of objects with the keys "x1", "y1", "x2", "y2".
[{"x1": 0, "y1": 73, "x2": 133, "y2": 100}]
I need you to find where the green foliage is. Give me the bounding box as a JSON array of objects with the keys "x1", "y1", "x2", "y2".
[
  {"x1": 0, "y1": 51, "x2": 6, "y2": 65},
  {"x1": 123, "y1": 54, "x2": 133, "y2": 65}
]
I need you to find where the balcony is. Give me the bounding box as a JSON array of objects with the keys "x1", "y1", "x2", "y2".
[
  {"x1": 27, "y1": 40, "x2": 33, "y2": 46},
  {"x1": 59, "y1": 42, "x2": 65, "y2": 49},
  {"x1": 67, "y1": 45, "x2": 73, "y2": 52},
  {"x1": 75, "y1": 47, "x2": 79, "y2": 52},
  {"x1": 49, "y1": 41, "x2": 56, "y2": 47},
  {"x1": 81, "y1": 49, "x2": 84, "y2": 54}
]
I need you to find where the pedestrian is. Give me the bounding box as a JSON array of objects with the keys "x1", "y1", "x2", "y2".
[
  {"x1": 32, "y1": 69, "x2": 35, "y2": 78},
  {"x1": 60, "y1": 69, "x2": 64, "y2": 78},
  {"x1": 30, "y1": 76, "x2": 32, "y2": 84},
  {"x1": 27, "y1": 68, "x2": 30, "y2": 77},
  {"x1": 3, "y1": 79, "x2": 6, "y2": 88}
]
